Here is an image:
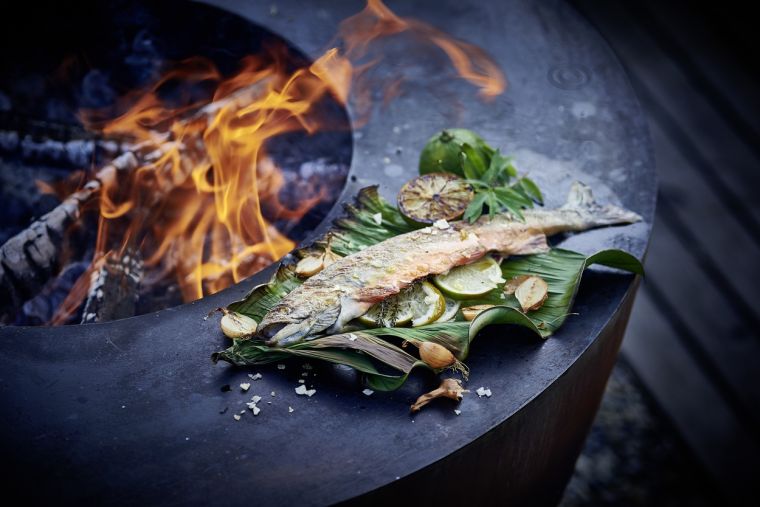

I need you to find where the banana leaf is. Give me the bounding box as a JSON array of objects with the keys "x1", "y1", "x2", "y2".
[
  {"x1": 467, "y1": 248, "x2": 644, "y2": 341},
  {"x1": 215, "y1": 186, "x2": 643, "y2": 391}
]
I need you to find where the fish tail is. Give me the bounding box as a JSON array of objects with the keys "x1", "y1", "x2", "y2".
[{"x1": 561, "y1": 181, "x2": 642, "y2": 227}]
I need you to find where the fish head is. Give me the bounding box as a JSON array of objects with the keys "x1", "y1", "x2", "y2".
[{"x1": 258, "y1": 299, "x2": 342, "y2": 347}]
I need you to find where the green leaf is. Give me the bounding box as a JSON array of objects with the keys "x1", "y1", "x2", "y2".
[
  {"x1": 464, "y1": 192, "x2": 488, "y2": 223},
  {"x1": 460, "y1": 143, "x2": 488, "y2": 179},
  {"x1": 465, "y1": 248, "x2": 643, "y2": 339},
  {"x1": 519, "y1": 176, "x2": 544, "y2": 205},
  {"x1": 487, "y1": 150, "x2": 514, "y2": 184}
]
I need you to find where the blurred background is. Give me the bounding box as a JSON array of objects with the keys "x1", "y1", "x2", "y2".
[{"x1": 561, "y1": 0, "x2": 759, "y2": 504}]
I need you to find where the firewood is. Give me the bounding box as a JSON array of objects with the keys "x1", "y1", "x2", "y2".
[
  {"x1": 0, "y1": 79, "x2": 272, "y2": 322},
  {"x1": 0, "y1": 152, "x2": 138, "y2": 322},
  {"x1": 80, "y1": 248, "x2": 143, "y2": 323}
]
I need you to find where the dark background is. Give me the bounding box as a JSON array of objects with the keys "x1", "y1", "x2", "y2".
[{"x1": 562, "y1": 0, "x2": 760, "y2": 505}]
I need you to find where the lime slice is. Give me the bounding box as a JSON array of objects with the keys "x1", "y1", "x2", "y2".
[
  {"x1": 434, "y1": 298, "x2": 461, "y2": 323},
  {"x1": 433, "y1": 256, "x2": 505, "y2": 299},
  {"x1": 358, "y1": 281, "x2": 444, "y2": 328},
  {"x1": 397, "y1": 173, "x2": 474, "y2": 225}
]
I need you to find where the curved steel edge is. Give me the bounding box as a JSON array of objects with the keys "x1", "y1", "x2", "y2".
[{"x1": 351, "y1": 278, "x2": 641, "y2": 506}]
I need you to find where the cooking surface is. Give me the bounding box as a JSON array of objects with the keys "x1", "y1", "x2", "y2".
[{"x1": 0, "y1": 0, "x2": 655, "y2": 504}]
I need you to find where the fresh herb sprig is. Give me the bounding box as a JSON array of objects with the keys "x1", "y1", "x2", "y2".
[{"x1": 460, "y1": 144, "x2": 543, "y2": 223}]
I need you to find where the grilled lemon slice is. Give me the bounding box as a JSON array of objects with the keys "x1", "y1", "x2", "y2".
[{"x1": 397, "y1": 173, "x2": 474, "y2": 225}]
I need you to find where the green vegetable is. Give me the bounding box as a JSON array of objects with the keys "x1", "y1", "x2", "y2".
[
  {"x1": 462, "y1": 148, "x2": 543, "y2": 223},
  {"x1": 418, "y1": 128, "x2": 493, "y2": 176}
]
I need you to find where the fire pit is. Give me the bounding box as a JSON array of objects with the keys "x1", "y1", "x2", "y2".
[
  {"x1": 0, "y1": 0, "x2": 655, "y2": 505},
  {"x1": 0, "y1": 0, "x2": 351, "y2": 325}
]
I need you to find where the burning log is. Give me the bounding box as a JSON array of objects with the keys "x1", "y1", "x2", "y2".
[
  {"x1": 0, "y1": 152, "x2": 138, "y2": 321},
  {"x1": 80, "y1": 248, "x2": 143, "y2": 324}
]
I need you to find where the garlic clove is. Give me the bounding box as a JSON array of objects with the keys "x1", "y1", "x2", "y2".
[
  {"x1": 221, "y1": 311, "x2": 258, "y2": 339},
  {"x1": 461, "y1": 304, "x2": 495, "y2": 321},
  {"x1": 418, "y1": 341, "x2": 456, "y2": 369},
  {"x1": 514, "y1": 275, "x2": 549, "y2": 312},
  {"x1": 503, "y1": 274, "x2": 532, "y2": 295},
  {"x1": 295, "y1": 255, "x2": 325, "y2": 277}
]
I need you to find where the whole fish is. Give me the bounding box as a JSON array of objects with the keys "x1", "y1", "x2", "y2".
[{"x1": 259, "y1": 182, "x2": 641, "y2": 346}]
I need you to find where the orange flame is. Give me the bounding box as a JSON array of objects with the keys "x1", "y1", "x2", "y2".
[{"x1": 49, "y1": 0, "x2": 506, "y2": 323}]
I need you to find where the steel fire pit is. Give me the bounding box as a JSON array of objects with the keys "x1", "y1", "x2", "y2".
[{"x1": 0, "y1": 0, "x2": 655, "y2": 505}]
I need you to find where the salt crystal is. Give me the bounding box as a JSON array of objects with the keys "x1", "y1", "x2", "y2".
[
  {"x1": 301, "y1": 372, "x2": 309, "y2": 377},
  {"x1": 295, "y1": 385, "x2": 316, "y2": 397},
  {"x1": 372, "y1": 213, "x2": 382, "y2": 225},
  {"x1": 348, "y1": 333, "x2": 358, "y2": 341},
  {"x1": 433, "y1": 219, "x2": 450, "y2": 230},
  {"x1": 299, "y1": 379, "x2": 305, "y2": 384},
  {"x1": 248, "y1": 373, "x2": 263, "y2": 381},
  {"x1": 288, "y1": 406, "x2": 294, "y2": 413},
  {"x1": 454, "y1": 409, "x2": 462, "y2": 415},
  {"x1": 277, "y1": 364, "x2": 286, "y2": 370},
  {"x1": 476, "y1": 387, "x2": 492, "y2": 398},
  {"x1": 362, "y1": 389, "x2": 374, "y2": 396},
  {"x1": 240, "y1": 382, "x2": 251, "y2": 392},
  {"x1": 302, "y1": 363, "x2": 313, "y2": 370},
  {"x1": 271, "y1": 391, "x2": 276, "y2": 397},
  {"x1": 251, "y1": 395, "x2": 262, "y2": 404},
  {"x1": 233, "y1": 414, "x2": 241, "y2": 421}
]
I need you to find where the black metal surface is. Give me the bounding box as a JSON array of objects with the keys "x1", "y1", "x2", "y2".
[{"x1": 0, "y1": 0, "x2": 655, "y2": 504}]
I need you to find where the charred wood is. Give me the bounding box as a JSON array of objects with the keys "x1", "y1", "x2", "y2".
[
  {"x1": 80, "y1": 248, "x2": 143, "y2": 324},
  {"x1": 0, "y1": 152, "x2": 138, "y2": 322}
]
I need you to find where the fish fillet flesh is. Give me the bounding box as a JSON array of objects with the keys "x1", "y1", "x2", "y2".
[{"x1": 259, "y1": 182, "x2": 641, "y2": 346}]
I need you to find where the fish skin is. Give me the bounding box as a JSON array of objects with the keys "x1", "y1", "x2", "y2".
[{"x1": 259, "y1": 182, "x2": 642, "y2": 346}]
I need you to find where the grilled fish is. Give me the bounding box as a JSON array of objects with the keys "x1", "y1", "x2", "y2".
[{"x1": 259, "y1": 182, "x2": 641, "y2": 346}]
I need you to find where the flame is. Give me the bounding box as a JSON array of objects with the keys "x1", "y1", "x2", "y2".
[{"x1": 48, "y1": 0, "x2": 506, "y2": 323}]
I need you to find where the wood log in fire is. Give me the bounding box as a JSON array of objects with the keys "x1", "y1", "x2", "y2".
[
  {"x1": 0, "y1": 79, "x2": 273, "y2": 322},
  {"x1": 80, "y1": 248, "x2": 144, "y2": 324},
  {"x1": 0, "y1": 152, "x2": 138, "y2": 322}
]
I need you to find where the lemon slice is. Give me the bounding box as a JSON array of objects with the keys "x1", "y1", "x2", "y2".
[
  {"x1": 433, "y1": 256, "x2": 504, "y2": 299},
  {"x1": 358, "y1": 281, "x2": 444, "y2": 328},
  {"x1": 410, "y1": 281, "x2": 446, "y2": 327},
  {"x1": 434, "y1": 298, "x2": 461, "y2": 323}
]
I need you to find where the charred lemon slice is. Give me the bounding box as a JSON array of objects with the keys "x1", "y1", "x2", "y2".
[
  {"x1": 358, "y1": 281, "x2": 444, "y2": 328},
  {"x1": 397, "y1": 173, "x2": 474, "y2": 225},
  {"x1": 433, "y1": 256, "x2": 505, "y2": 299}
]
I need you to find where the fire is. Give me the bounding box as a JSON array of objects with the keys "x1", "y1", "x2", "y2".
[{"x1": 48, "y1": 0, "x2": 505, "y2": 323}]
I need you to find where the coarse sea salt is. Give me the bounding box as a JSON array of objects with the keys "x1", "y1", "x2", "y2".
[
  {"x1": 277, "y1": 364, "x2": 286, "y2": 370},
  {"x1": 476, "y1": 387, "x2": 492, "y2": 398},
  {"x1": 454, "y1": 409, "x2": 461, "y2": 415},
  {"x1": 433, "y1": 219, "x2": 450, "y2": 230},
  {"x1": 248, "y1": 373, "x2": 262, "y2": 381},
  {"x1": 240, "y1": 382, "x2": 251, "y2": 392},
  {"x1": 288, "y1": 406, "x2": 294, "y2": 413},
  {"x1": 233, "y1": 414, "x2": 241, "y2": 421},
  {"x1": 295, "y1": 384, "x2": 316, "y2": 397},
  {"x1": 362, "y1": 389, "x2": 374, "y2": 396},
  {"x1": 372, "y1": 212, "x2": 382, "y2": 225}
]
